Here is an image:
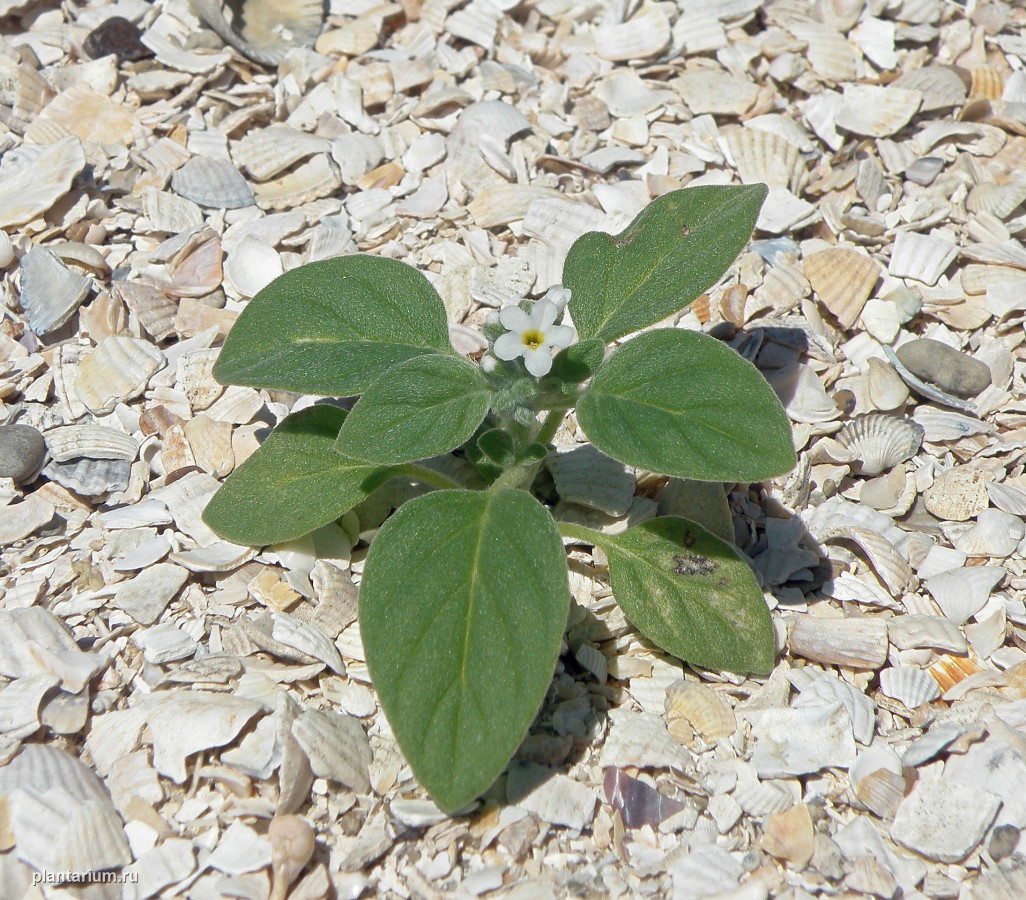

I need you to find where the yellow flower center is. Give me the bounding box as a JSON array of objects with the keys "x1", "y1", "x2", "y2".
[{"x1": 521, "y1": 329, "x2": 545, "y2": 350}]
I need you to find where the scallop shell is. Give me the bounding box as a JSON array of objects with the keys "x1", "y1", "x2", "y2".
[
  {"x1": 44, "y1": 456, "x2": 132, "y2": 495},
  {"x1": 969, "y1": 65, "x2": 1004, "y2": 101},
  {"x1": 594, "y1": 7, "x2": 671, "y2": 61},
  {"x1": 233, "y1": 125, "x2": 330, "y2": 182},
  {"x1": 40, "y1": 84, "x2": 136, "y2": 146},
  {"x1": 923, "y1": 465, "x2": 990, "y2": 521},
  {"x1": 171, "y1": 156, "x2": 254, "y2": 209},
  {"x1": 953, "y1": 509, "x2": 1025, "y2": 558},
  {"x1": 18, "y1": 247, "x2": 92, "y2": 335},
  {"x1": 928, "y1": 654, "x2": 982, "y2": 693},
  {"x1": 183, "y1": 414, "x2": 235, "y2": 477},
  {"x1": 888, "y1": 230, "x2": 958, "y2": 286},
  {"x1": 880, "y1": 665, "x2": 941, "y2": 708},
  {"x1": 665, "y1": 680, "x2": 737, "y2": 742},
  {"x1": 252, "y1": 154, "x2": 341, "y2": 211},
  {"x1": 673, "y1": 70, "x2": 759, "y2": 116},
  {"x1": 887, "y1": 615, "x2": 967, "y2": 653},
  {"x1": 788, "y1": 616, "x2": 889, "y2": 669},
  {"x1": 834, "y1": 414, "x2": 924, "y2": 477},
  {"x1": 75, "y1": 336, "x2": 164, "y2": 416},
  {"x1": 891, "y1": 65, "x2": 967, "y2": 111},
  {"x1": 836, "y1": 85, "x2": 923, "y2": 137},
  {"x1": 803, "y1": 247, "x2": 880, "y2": 328},
  {"x1": 793, "y1": 673, "x2": 876, "y2": 745},
  {"x1": 291, "y1": 708, "x2": 371, "y2": 792},
  {"x1": 140, "y1": 187, "x2": 205, "y2": 234},
  {"x1": 732, "y1": 776, "x2": 796, "y2": 816},
  {"x1": 923, "y1": 565, "x2": 1005, "y2": 625},
  {"x1": 719, "y1": 126, "x2": 807, "y2": 192},
  {"x1": 0, "y1": 135, "x2": 84, "y2": 229},
  {"x1": 788, "y1": 21, "x2": 858, "y2": 82},
  {"x1": 822, "y1": 526, "x2": 914, "y2": 594},
  {"x1": 191, "y1": 0, "x2": 325, "y2": 65},
  {"x1": 966, "y1": 180, "x2": 1026, "y2": 219},
  {"x1": 547, "y1": 445, "x2": 634, "y2": 517},
  {"x1": 446, "y1": 0, "x2": 503, "y2": 50},
  {"x1": 0, "y1": 745, "x2": 131, "y2": 875},
  {"x1": 43, "y1": 425, "x2": 138, "y2": 462}
]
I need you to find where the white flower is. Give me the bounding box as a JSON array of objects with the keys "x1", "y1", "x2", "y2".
[
  {"x1": 479, "y1": 353, "x2": 498, "y2": 374},
  {"x1": 540, "y1": 285, "x2": 571, "y2": 315},
  {"x1": 493, "y1": 299, "x2": 575, "y2": 377}
]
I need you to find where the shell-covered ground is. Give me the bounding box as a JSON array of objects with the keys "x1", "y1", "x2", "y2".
[{"x1": 2, "y1": 0, "x2": 1026, "y2": 898}]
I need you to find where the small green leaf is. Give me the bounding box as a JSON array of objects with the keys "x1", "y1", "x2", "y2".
[
  {"x1": 564, "y1": 184, "x2": 768, "y2": 342},
  {"x1": 213, "y1": 255, "x2": 455, "y2": 396},
  {"x1": 577, "y1": 329, "x2": 796, "y2": 482},
  {"x1": 477, "y1": 428, "x2": 516, "y2": 468},
  {"x1": 202, "y1": 406, "x2": 393, "y2": 546},
  {"x1": 543, "y1": 338, "x2": 605, "y2": 387},
  {"x1": 586, "y1": 517, "x2": 775, "y2": 675},
  {"x1": 361, "y1": 489, "x2": 570, "y2": 811},
  {"x1": 335, "y1": 354, "x2": 490, "y2": 465}
]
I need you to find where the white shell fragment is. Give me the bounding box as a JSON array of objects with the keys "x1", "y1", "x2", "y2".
[
  {"x1": 834, "y1": 414, "x2": 924, "y2": 476},
  {"x1": 76, "y1": 337, "x2": 164, "y2": 415},
  {"x1": 19, "y1": 246, "x2": 91, "y2": 335},
  {"x1": 547, "y1": 445, "x2": 635, "y2": 517},
  {"x1": 507, "y1": 763, "x2": 597, "y2": 831},
  {"x1": 879, "y1": 665, "x2": 941, "y2": 708},
  {"x1": 924, "y1": 566, "x2": 1005, "y2": 625},
  {"x1": 0, "y1": 606, "x2": 104, "y2": 692},
  {"x1": 891, "y1": 777, "x2": 1000, "y2": 863},
  {"x1": 746, "y1": 703, "x2": 857, "y2": 777},
  {"x1": 291, "y1": 708, "x2": 371, "y2": 793}
]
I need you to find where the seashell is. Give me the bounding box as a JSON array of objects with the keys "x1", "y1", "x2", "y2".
[
  {"x1": 793, "y1": 672, "x2": 876, "y2": 745},
  {"x1": 603, "y1": 766, "x2": 689, "y2": 830},
  {"x1": 883, "y1": 345, "x2": 977, "y2": 414},
  {"x1": 0, "y1": 744, "x2": 131, "y2": 875},
  {"x1": 928, "y1": 655, "x2": 982, "y2": 694},
  {"x1": 224, "y1": 234, "x2": 284, "y2": 298},
  {"x1": 168, "y1": 235, "x2": 223, "y2": 299},
  {"x1": 822, "y1": 526, "x2": 914, "y2": 595},
  {"x1": 191, "y1": 0, "x2": 325, "y2": 65},
  {"x1": 446, "y1": 0, "x2": 504, "y2": 50},
  {"x1": 719, "y1": 125, "x2": 807, "y2": 192},
  {"x1": 836, "y1": 85, "x2": 923, "y2": 137},
  {"x1": 252, "y1": 154, "x2": 341, "y2": 211},
  {"x1": 0, "y1": 607, "x2": 103, "y2": 693},
  {"x1": 112, "y1": 281, "x2": 177, "y2": 342},
  {"x1": 824, "y1": 571, "x2": 901, "y2": 611},
  {"x1": 600, "y1": 708, "x2": 693, "y2": 771},
  {"x1": 269, "y1": 814, "x2": 315, "y2": 899},
  {"x1": 969, "y1": 65, "x2": 1004, "y2": 102},
  {"x1": 171, "y1": 156, "x2": 254, "y2": 209},
  {"x1": 594, "y1": 7, "x2": 671, "y2": 61},
  {"x1": 40, "y1": 84, "x2": 136, "y2": 146},
  {"x1": 891, "y1": 65, "x2": 967, "y2": 111},
  {"x1": 988, "y1": 482, "x2": 1026, "y2": 516},
  {"x1": 834, "y1": 414, "x2": 923, "y2": 477},
  {"x1": 0, "y1": 136, "x2": 84, "y2": 229},
  {"x1": 43, "y1": 425, "x2": 138, "y2": 463},
  {"x1": 887, "y1": 615, "x2": 967, "y2": 653},
  {"x1": 953, "y1": 509, "x2": 1025, "y2": 558},
  {"x1": 967, "y1": 179, "x2": 1026, "y2": 219},
  {"x1": 866, "y1": 358, "x2": 909, "y2": 411},
  {"x1": 182, "y1": 414, "x2": 234, "y2": 477},
  {"x1": 75, "y1": 336, "x2": 164, "y2": 416},
  {"x1": 315, "y1": 12, "x2": 382, "y2": 56},
  {"x1": 765, "y1": 362, "x2": 840, "y2": 424},
  {"x1": 573, "y1": 643, "x2": 607, "y2": 684},
  {"x1": 803, "y1": 247, "x2": 880, "y2": 328},
  {"x1": 291, "y1": 708, "x2": 371, "y2": 792},
  {"x1": 175, "y1": 349, "x2": 224, "y2": 411},
  {"x1": 18, "y1": 247, "x2": 92, "y2": 336},
  {"x1": 760, "y1": 803, "x2": 815, "y2": 866},
  {"x1": 508, "y1": 764, "x2": 596, "y2": 831},
  {"x1": 923, "y1": 565, "x2": 1004, "y2": 625},
  {"x1": 233, "y1": 125, "x2": 330, "y2": 182},
  {"x1": 917, "y1": 121, "x2": 1006, "y2": 158},
  {"x1": 673, "y1": 70, "x2": 759, "y2": 116},
  {"x1": 133, "y1": 621, "x2": 198, "y2": 664},
  {"x1": 880, "y1": 665, "x2": 941, "y2": 708},
  {"x1": 43, "y1": 456, "x2": 132, "y2": 495},
  {"x1": 788, "y1": 21, "x2": 858, "y2": 82},
  {"x1": 902, "y1": 720, "x2": 966, "y2": 769},
  {"x1": 113, "y1": 532, "x2": 173, "y2": 571},
  {"x1": 888, "y1": 230, "x2": 958, "y2": 286},
  {"x1": 665, "y1": 680, "x2": 737, "y2": 742},
  {"x1": 170, "y1": 541, "x2": 257, "y2": 573},
  {"x1": 113, "y1": 562, "x2": 188, "y2": 625},
  {"x1": 788, "y1": 616, "x2": 889, "y2": 669},
  {"x1": 913, "y1": 406, "x2": 994, "y2": 442},
  {"x1": 923, "y1": 465, "x2": 990, "y2": 521},
  {"x1": 547, "y1": 445, "x2": 634, "y2": 517},
  {"x1": 121, "y1": 839, "x2": 196, "y2": 899},
  {"x1": 850, "y1": 743, "x2": 904, "y2": 816},
  {"x1": 747, "y1": 702, "x2": 857, "y2": 777},
  {"x1": 272, "y1": 612, "x2": 344, "y2": 675},
  {"x1": 0, "y1": 492, "x2": 56, "y2": 546},
  {"x1": 732, "y1": 775, "x2": 795, "y2": 816}
]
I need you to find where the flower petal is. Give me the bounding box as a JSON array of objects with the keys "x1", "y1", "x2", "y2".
[
  {"x1": 542, "y1": 286, "x2": 571, "y2": 312},
  {"x1": 499, "y1": 305, "x2": 530, "y2": 331},
  {"x1": 523, "y1": 347, "x2": 553, "y2": 377},
  {"x1": 544, "y1": 324, "x2": 575, "y2": 348},
  {"x1": 493, "y1": 332, "x2": 525, "y2": 361},
  {"x1": 533, "y1": 299, "x2": 558, "y2": 330}
]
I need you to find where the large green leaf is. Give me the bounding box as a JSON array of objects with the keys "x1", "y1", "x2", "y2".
[
  {"x1": 564, "y1": 184, "x2": 767, "y2": 342},
  {"x1": 576, "y1": 329, "x2": 796, "y2": 481},
  {"x1": 582, "y1": 517, "x2": 775, "y2": 675},
  {"x1": 202, "y1": 406, "x2": 392, "y2": 546},
  {"x1": 334, "y1": 354, "x2": 490, "y2": 465},
  {"x1": 360, "y1": 489, "x2": 569, "y2": 811},
  {"x1": 213, "y1": 255, "x2": 455, "y2": 396}
]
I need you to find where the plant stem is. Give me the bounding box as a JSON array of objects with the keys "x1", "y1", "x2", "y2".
[
  {"x1": 534, "y1": 407, "x2": 569, "y2": 446},
  {"x1": 490, "y1": 460, "x2": 541, "y2": 492},
  {"x1": 392, "y1": 463, "x2": 462, "y2": 491},
  {"x1": 557, "y1": 521, "x2": 603, "y2": 544}
]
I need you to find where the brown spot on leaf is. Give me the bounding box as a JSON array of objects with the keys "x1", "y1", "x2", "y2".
[
  {"x1": 673, "y1": 553, "x2": 715, "y2": 576},
  {"x1": 613, "y1": 229, "x2": 641, "y2": 249}
]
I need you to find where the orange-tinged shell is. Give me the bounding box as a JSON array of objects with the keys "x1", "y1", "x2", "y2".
[{"x1": 803, "y1": 247, "x2": 881, "y2": 328}]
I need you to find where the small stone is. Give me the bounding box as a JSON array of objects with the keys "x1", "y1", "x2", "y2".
[
  {"x1": 890, "y1": 777, "x2": 999, "y2": 863},
  {"x1": 0, "y1": 424, "x2": 46, "y2": 484},
  {"x1": 83, "y1": 16, "x2": 152, "y2": 63},
  {"x1": 895, "y1": 339, "x2": 992, "y2": 399},
  {"x1": 989, "y1": 824, "x2": 1020, "y2": 862}
]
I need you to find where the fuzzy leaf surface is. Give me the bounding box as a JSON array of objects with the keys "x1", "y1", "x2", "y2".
[
  {"x1": 212, "y1": 255, "x2": 454, "y2": 396},
  {"x1": 360, "y1": 488, "x2": 569, "y2": 811},
  {"x1": 202, "y1": 406, "x2": 392, "y2": 546},
  {"x1": 576, "y1": 329, "x2": 796, "y2": 481},
  {"x1": 564, "y1": 184, "x2": 767, "y2": 342},
  {"x1": 334, "y1": 354, "x2": 490, "y2": 465},
  {"x1": 587, "y1": 517, "x2": 775, "y2": 675}
]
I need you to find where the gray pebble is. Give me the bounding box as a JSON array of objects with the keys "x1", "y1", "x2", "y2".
[
  {"x1": 895, "y1": 338, "x2": 992, "y2": 399},
  {"x1": 0, "y1": 424, "x2": 46, "y2": 484},
  {"x1": 989, "y1": 824, "x2": 1020, "y2": 862}
]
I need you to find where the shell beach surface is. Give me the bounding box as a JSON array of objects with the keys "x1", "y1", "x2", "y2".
[{"x1": 4, "y1": 0, "x2": 1026, "y2": 897}]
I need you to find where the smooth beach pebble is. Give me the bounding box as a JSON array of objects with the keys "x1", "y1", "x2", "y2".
[
  {"x1": 0, "y1": 424, "x2": 46, "y2": 484},
  {"x1": 83, "y1": 16, "x2": 151, "y2": 63},
  {"x1": 896, "y1": 339, "x2": 992, "y2": 398}
]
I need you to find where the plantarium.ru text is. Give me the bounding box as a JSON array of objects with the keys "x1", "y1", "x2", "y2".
[{"x1": 203, "y1": 183, "x2": 795, "y2": 812}]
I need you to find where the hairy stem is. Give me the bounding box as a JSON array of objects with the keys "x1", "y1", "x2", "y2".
[
  {"x1": 392, "y1": 463, "x2": 463, "y2": 491},
  {"x1": 557, "y1": 521, "x2": 603, "y2": 544},
  {"x1": 534, "y1": 407, "x2": 569, "y2": 446}
]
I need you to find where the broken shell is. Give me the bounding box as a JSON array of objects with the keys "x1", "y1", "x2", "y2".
[
  {"x1": 732, "y1": 776, "x2": 795, "y2": 817},
  {"x1": 924, "y1": 465, "x2": 991, "y2": 521},
  {"x1": 924, "y1": 565, "x2": 1005, "y2": 625},
  {"x1": 866, "y1": 358, "x2": 910, "y2": 411},
  {"x1": 788, "y1": 21, "x2": 858, "y2": 82},
  {"x1": 0, "y1": 606, "x2": 104, "y2": 692},
  {"x1": 43, "y1": 457, "x2": 132, "y2": 495},
  {"x1": 75, "y1": 337, "x2": 164, "y2": 416},
  {"x1": 952, "y1": 509, "x2": 1025, "y2": 558},
  {"x1": 234, "y1": 125, "x2": 331, "y2": 182},
  {"x1": 788, "y1": 616, "x2": 889, "y2": 669},
  {"x1": 803, "y1": 247, "x2": 881, "y2": 329},
  {"x1": 891, "y1": 65, "x2": 967, "y2": 111},
  {"x1": 928, "y1": 654, "x2": 982, "y2": 693},
  {"x1": 887, "y1": 615, "x2": 967, "y2": 653},
  {"x1": 191, "y1": 0, "x2": 325, "y2": 65},
  {"x1": 665, "y1": 680, "x2": 737, "y2": 742},
  {"x1": 834, "y1": 414, "x2": 924, "y2": 476},
  {"x1": 269, "y1": 814, "x2": 315, "y2": 900},
  {"x1": 547, "y1": 445, "x2": 634, "y2": 517},
  {"x1": 836, "y1": 85, "x2": 922, "y2": 137},
  {"x1": 594, "y1": 7, "x2": 671, "y2": 61},
  {"x1": 19, "y1": 246, "x2": 92, "y2": 335},
  {"x1": 879, "y1": 665, "x2": 941, "y2": 708},
  {"x1": 171, "y1": 156, "x2": 254, "y2": 209},
  {"x1": 43, "y1": 425, "x2": 138, "y2": 462},
  {"x1": 888, "y1": 231, "x2": 958, "y2": 286},
  {"x1": 674, "y1": 70, "x2": 759, "y2": 116},
  {"x1": 0, "y1": 135, "x2": 84, "y2": 229},
  {"x1": 252, "y1": 154, "x2": 341, "y2": 210},
  {"x1": 720, "y1": 126, "x2": 807, "y2": 193},
  {"x1": 821, "y1": 526, "x2": 914, "y2": 595}
]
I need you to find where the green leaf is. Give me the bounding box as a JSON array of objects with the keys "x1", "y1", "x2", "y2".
[
  {"x1": 577, "y1": 329, "x2": 796, "y2": 481},
  {"x1": 202, "y1": 406, "x2": 393, "y2": 546},
  {"x1": 477, "y1": 428, "x2": 516, "y2": 468},
  {"x1": 212, "y1": 255, "x2": 455, "y2": 396},
  {"x1": 585, "y1": 517, "x2": 775, "y2": 675},
  {"x1": 335, "y1": 354, "x2": 490, "y2": 465},
  {"x1": 564, "y1": 184, "x2": 768, "y2": 342},
  {"x1": 360, "y1": 489, "x2": 570, "y2": 811},
  {"x1": 543, "y1": 338, "x2": 605, "y2": 387}
]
